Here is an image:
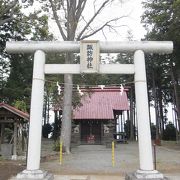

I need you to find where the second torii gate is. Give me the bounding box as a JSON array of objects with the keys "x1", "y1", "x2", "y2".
[{"x1": 6, "y1": 40, "x2": 173, "y2": 180}]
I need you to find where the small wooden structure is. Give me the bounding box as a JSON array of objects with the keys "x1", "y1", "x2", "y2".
[{"x1": 0, "y1": 102, "x2": 29, "y2": 159}]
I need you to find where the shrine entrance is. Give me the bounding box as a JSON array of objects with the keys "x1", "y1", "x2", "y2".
[
  {"x1": 6, "y1": 40, "x2": 173, "y2": 180},
  {"x1": 81, "y1": 120, "x2": 101, "y2": 144}
]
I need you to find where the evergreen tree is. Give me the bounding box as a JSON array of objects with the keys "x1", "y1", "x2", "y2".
[
  {"x1": 163, "y1": 122, "x2": 176, "y2": 141},
  {"x1": 0, "y1": 0, "x2": 53, "y2": 109},
  {"x1": 142, "y1": 0, "x2": 180, "y2": 136}
]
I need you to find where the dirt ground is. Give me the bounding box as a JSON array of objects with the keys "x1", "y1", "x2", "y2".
[
  {"x1": 0, "y1": 160, "x2": 25, "y2": 180},
  {"x1": 1, "y1": 140, "x2": 180, "y2": 180}
]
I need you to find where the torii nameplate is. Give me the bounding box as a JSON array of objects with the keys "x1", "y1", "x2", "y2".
[{"x1": 80, "y1": 40, "x2": 100, "y2": 73}]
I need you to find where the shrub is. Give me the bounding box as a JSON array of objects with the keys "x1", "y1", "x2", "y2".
[
  {"x1": 42, "y1": 123, "x2": 52, "y2": 138},
  {"x1": 163, "y1": 122, "x2": 176, "y2": 141}
]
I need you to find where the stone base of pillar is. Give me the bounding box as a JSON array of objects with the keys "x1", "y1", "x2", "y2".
[
  {"x1": 125, "y1": 170, "x2": 169, "y2": 180},
  {"x1": 11, "y1": 169, "x2": 54, "y2": 180}
]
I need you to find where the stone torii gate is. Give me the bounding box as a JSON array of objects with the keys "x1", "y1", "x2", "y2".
[{"x1": 6, "y1": 41, "x2": 173, "y2": 180}]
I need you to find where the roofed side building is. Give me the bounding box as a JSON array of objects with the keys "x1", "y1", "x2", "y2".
[
  {"x1": 0, "y1": 103, "x2": 29, "y2": 159},
  {"x1": 0, "y1": 103, "x2": 29, "y2": 121}
]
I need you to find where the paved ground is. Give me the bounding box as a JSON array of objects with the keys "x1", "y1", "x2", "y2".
[
  {"x1": 41, "y1": 140, "x2": 180, "y2": 179},
  {"x1": 6, "y1": 139, "x2": 180, "y2": 180}
]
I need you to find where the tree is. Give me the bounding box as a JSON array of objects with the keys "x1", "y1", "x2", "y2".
[
  {"x1": 38, "y1": 0, "x2": 128, "y2": 153},
  {"x1": 0, "y1": 0, "x2": 19, "y2": 26},
  {"x1": 142, "y1": 0, "x2": 180, "y2": 136},
  {"x1": 163, "y1": 122, "x2": 176, "y2": 141},
  {"x1": 0, "y1": 0, "x2": 53, "y2": 107},
  {"x1": 144, "y1": 54, "x2": 172, "y2": 140},
  {"x1": 124, "y1": 120, "x2": 136, "y2": 140},
  {"x1": 42, "y1": 123, "x2": 52, "y2": 138},
  {"x1": 150, "y1": 123, "x2": 156, "y2": 140},
  {"x1": 0, "y1": 0, "x2": 21, "y2": 102},
  {"x1": 3, "y1": 54, "x2": 33, "y2": 108}
]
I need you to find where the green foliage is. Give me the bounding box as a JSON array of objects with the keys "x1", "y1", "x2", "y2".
[
  {"x1": 42, "y1": 123, "x2": 52, "y2": 138},
  {"x1": 52, "y1": 139, "x2": 65, "y2": 152},
  {"x1": 163, "y1": 122, "x2": 176, "y2": 141},
  {"x1": 0, "y1": 0, "x2": 21, "y2": 102},
  {"x1": 3, "y1": 55, "x2": 33, "y2": 108},
  {"x1": 53, "y1": 141, "x2": 60, "y2": 152},
  {"x1": 0, "y1": 0, "x2": 53, "y2": 105},
  {"x1": 142, "y1": 0, "x2": 180, "y2": 130},
  {"x1": 142, "y1": 0, "x2": 180, "y2": 80},
  {"x1": 13, "y1": 100, "x2": 27, "y2": 112},
  {"x1": 142, "y1": 0, "x2": 180, "y2": 73}
]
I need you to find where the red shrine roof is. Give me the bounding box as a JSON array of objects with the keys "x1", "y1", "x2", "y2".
[
  {"x1": 73, "y1": 88, "x2": 129, "y2": 120},
  {"x1": 0, "y1": 102, "x2": 29, "y2": 120}
]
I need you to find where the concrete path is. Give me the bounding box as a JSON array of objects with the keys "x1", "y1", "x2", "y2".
[{"x1": 53, "y1": 174, "x2": 180, "y2": 180}]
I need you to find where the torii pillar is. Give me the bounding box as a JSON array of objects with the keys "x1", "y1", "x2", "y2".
[{"x1": 6, "y1": 41, "x2": 173, "y2": 180}]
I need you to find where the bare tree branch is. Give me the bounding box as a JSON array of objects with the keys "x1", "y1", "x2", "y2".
[
  {"x1": 49, "y1": 0, "x2": 67, "y2": 40},
  {"x1": 77, "y1": 0, "x2": 110, "y2": 40},
  {"x1": 75, "y1": 0, "x2": 87, "y2": 22},
  {"x1": 81, "y1": 15, "x2": 94, "y2": 32},
  {"x1": 78, "y1": 16, "x2": 128, "y2": 40},
  {"x1": 67, "y1": 0, "x2": 77, "y2": 39},
  {"x1": 101, "y1": 28, "x2": 107, "y2": 40}
]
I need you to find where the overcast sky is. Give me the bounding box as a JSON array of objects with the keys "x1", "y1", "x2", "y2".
[
  {"x1": 122, "y1": 0, "x2": 146, "y2": 40},
  {"x1": 49, "y1": 0, "x2": 146, "y2": 41},
  {"x1": 90, "y1": 0, "x2": 147, "y2": 41}
]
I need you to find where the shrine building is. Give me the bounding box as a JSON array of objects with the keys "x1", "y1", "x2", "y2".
[{"x1": 71, "y1": 87, "x2": 129, "y2": 145}]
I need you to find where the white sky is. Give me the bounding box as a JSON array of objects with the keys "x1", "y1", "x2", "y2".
[
  {"x1": 88, "y1": 0, "x2": 147, "y2": 41},
  {"x1": 49, "y1": 0, "x2": 146, "y2": 41}
]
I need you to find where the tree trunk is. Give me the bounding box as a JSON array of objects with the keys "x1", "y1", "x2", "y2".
[
  {"x1": 47, "y1": 94, "x2": 50, "y2": 124},
  {"x1": 177, "y1": 67, "x2": 180, "y2": 131},
  {"x1": 171, "y1": 66, "x2": 180, "y2": 138},
  {"x1": 43, "y1": 95, "x2": 47, "y2": 125},
  {"x1": 61, "y1": 74, "x2": 73, "y2": 154},
  {"x1": 0, "y1": 123, "x2": 5, "y2": 144},
  {"x1": 130, "y1": 87, "x2": 134, "y2": 141},
  {"x1": 60, "y1": 53, "x2": 74, "y2": 154},
  {"x1": 172, "y1": 93, "x2": 179, "y2": 142},
  {"x1": 22, "y1": 129, "x2": 25, "y2": 152},
  {"x1": 53, "y1": 110, "x2": 58, "y2": 141},
  {"x1": 158, "y1": 89, "x2": 164, "y2": 138},
  {"x1": 174, "y1": 75, "x2": 180, "y2": 132},
  {"x1": 13, "y1": 121, "x2": 18, "y2": 157},
  {"x1": 133, "y1": 102, "x2": 137, "y2": 140},
  {"x1": 148, "y1": 93, "x2": 152, "y2": 125},
  {"x1": 152, "y1": 71, "x2": 160, "y2": 141}
]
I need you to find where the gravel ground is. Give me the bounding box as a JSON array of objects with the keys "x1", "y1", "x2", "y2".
[
  {"x1": 5, "y1": 139, "x2": 180, "y2": 179},
  {"x1": 41, "y1": 140, "x2": 180, "y2": 178}
]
